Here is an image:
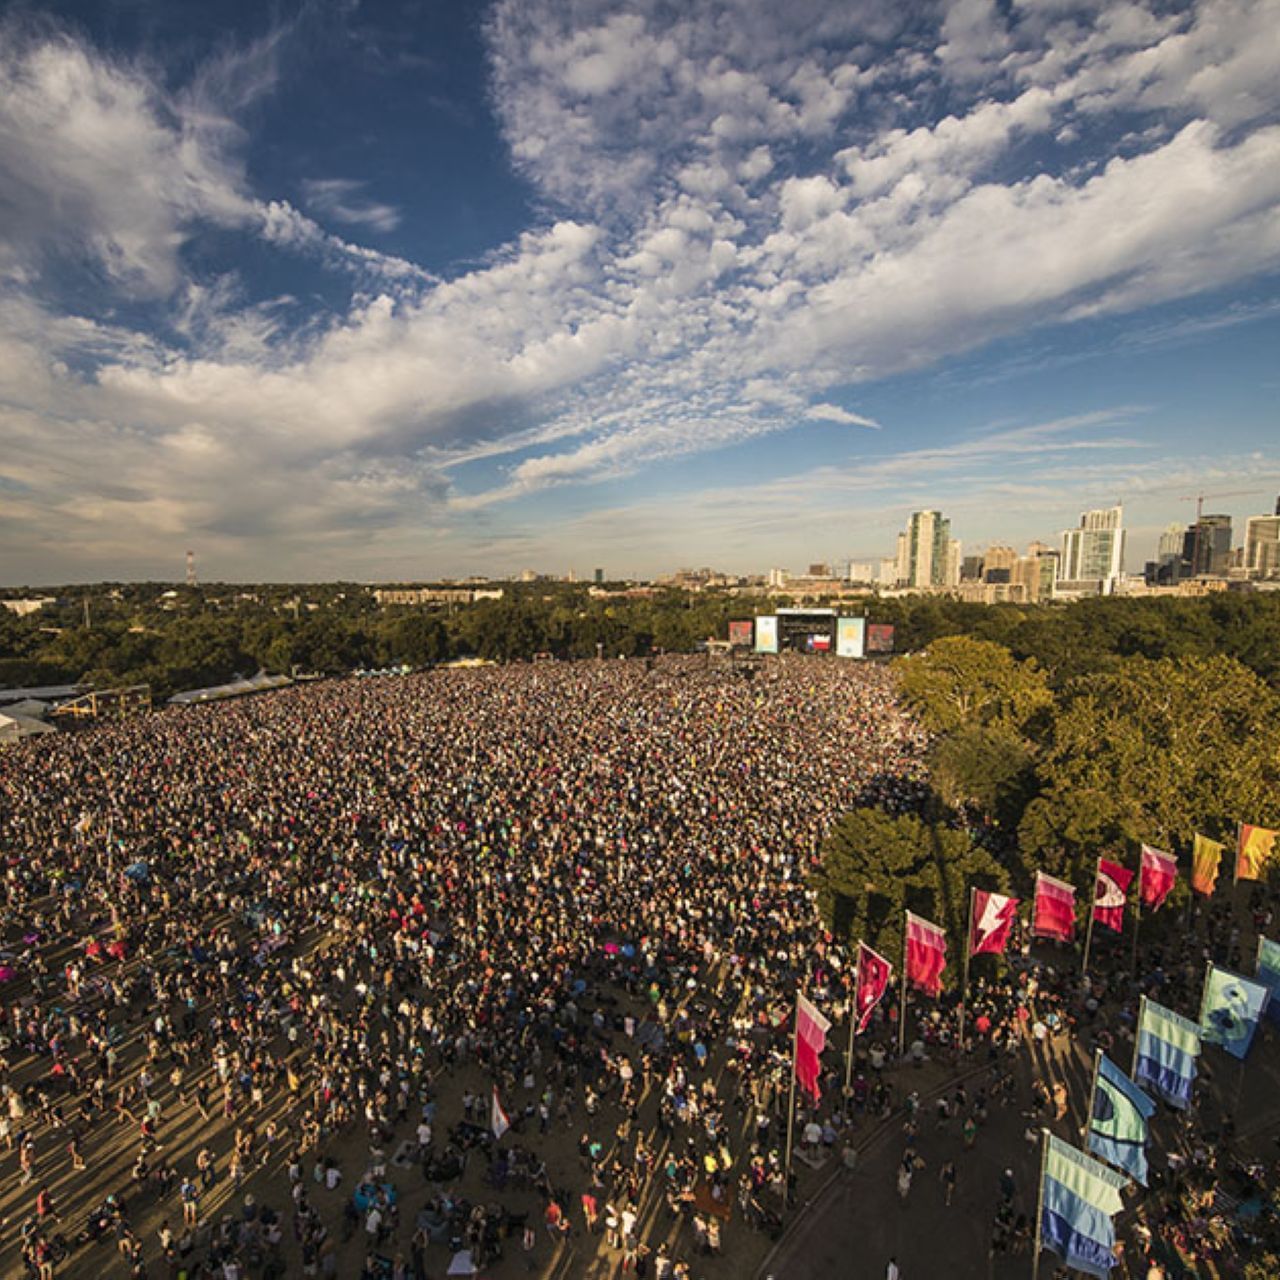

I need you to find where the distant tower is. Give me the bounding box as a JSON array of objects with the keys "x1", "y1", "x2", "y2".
[{"x1": 186, "y1": 549, "x2": 197, "y2": 586}]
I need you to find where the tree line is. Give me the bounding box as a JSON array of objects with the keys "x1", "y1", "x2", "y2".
[{"x1": 3, "y1": 585, "x2": 1280, "y2": 703}]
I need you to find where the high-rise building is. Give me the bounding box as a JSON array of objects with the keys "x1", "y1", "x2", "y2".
[
  {"x1": 945, "y1": 539, "x2": 962, "y2": 588},
  {"x1": 983, "y1": 545, "x2": 1017, "y2": 583},
  {"x1": 594, "y1": 568, "x2": 604, "y2": 585},
  {"x1": 1182, "y1": 514, "x2": 1232, "y2": 577},
  {"x1": 1245, "y1": 504, "x2": 1280, "y2": 578},
  {"x1": 960, "y1": 554, "x2": 985, "y2": 582},
  {"x1": 1145, "y1": 522, "x2": 1187, "y2": 586},
  {"x1": 1059, "y1": 505, "x2": 1125, "y2": 595},
  {"x1": 898, "y1": 510, "x2": 954, "y2": 588},
  {"x1": 1013, "y1": 541, "x2": 1059, "y2": 603},
  {"x1": 1157, "y1": 523, "x2": 1184, "y2": 560}
]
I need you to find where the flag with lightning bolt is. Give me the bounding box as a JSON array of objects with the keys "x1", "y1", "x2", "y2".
[{"x1": 970, "y1": 889, "x2": 1019, "y2": 957}]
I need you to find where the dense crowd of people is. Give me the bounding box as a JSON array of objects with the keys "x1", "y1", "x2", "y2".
[
  {"x1": 2, "y1": 654, "x2": 1278, "y2": 1280},
  {"x1": 0, "y1": 655, "x2": 932, "y2": 1277}
]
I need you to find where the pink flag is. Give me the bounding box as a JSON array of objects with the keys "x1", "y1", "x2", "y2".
[
  {"x1": 855, "y1": 942, "x2": 892, "y2": 1034},
  {"x1": 1033, "y1": 872, "x2": 1076, "y2": 941},
  {"x1": 970, "y1": 890, "x2": 1019, "y2": 956},
  {"x1": 905, "y1": 911, "x2": 947, "y2": 997},
  {"x1": 1139, "y1": 845, "x2": 1177, "y2": 910},
  {"x1": 491, "y1": 1085, "x2": 510, "y2": 1140},
  {"x1": 1093, "y1": 858, "x2": 1134, "y2": 932},
  {"x1": 794, "y1": 992, "x2": 831, "y2": 1102}
]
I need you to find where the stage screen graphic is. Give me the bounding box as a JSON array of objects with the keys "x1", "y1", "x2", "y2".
[
  {"x1": 754, "y1": 616, "x2": 779, "y2": 654},
  {"x1": 728, "y1": 620, "x2": 754, "y2": 648},
  {"x1": 835, "y1": 617, "x2": 866, "y2": 659},
  {"x1": 866, "y1": 623, "x2": 896, "y2": 654}
]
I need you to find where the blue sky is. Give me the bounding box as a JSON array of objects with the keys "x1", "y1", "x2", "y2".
[{"x1": 0, "y1": 0, "x2": 1277, "y2": 583}]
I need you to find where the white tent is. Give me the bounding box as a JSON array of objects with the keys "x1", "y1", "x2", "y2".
[{"x1": 0, "y1": 712, "x2": 56, "y2": 743}]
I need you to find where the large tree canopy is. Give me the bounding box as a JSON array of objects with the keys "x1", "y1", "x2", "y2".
[
  {"x1": 1018, "y1": 654, "x2": 1280, "y2": 880},
  {"x1": 894, "y1": 635, "x2": 1053, "y2": 736},
  {"x1": 811, "y1": 808, "x2": 1009, "y2": 967}
]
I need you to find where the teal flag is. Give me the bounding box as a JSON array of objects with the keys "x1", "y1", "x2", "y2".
[
  {"x1": 1257, "y1": 936, "x2": 1280, "y2": 1026},
  {"x1": 1040, "y1": 1132, "x2": 1127, "y2": 1278},
  {"x1": 1087, "y1": 1054, "x2": 1155, "y2": 1185},
  {"x1": 1134, "y1": 998, "x2": 1200, "y2": 1109},
  {"x1": 1200, "y1": 964, "x2": 1268, "y2": 1060}
]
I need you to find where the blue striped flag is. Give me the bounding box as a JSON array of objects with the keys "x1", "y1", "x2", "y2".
[
  {"x1": 1088, "y1": 1054, "x2": 1155, "y2": 1185},
  {"x1": 1040, "y1": 1132, "x2": 1127, "y2": 1278},
  {"x1": 1134, "y1": 998, "x2": 1200, "y2": 1109}
]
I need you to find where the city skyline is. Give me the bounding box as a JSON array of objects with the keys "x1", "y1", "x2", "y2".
[{"x1": 1, "y1": 1, "x2": 1279, "y2": 585}]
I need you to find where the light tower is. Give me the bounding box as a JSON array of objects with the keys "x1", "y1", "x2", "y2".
[{"x1": 186, "y1": 549, "x2": 197, "y2": 587}]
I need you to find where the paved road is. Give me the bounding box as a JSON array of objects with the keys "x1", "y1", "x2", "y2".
[
  {"x1": 764, "y1": 1053, "x2": 1058, "y2": 1280},
  {"x1": 763, "y1": 1016, "x2": 1280, "y2": 1280}
]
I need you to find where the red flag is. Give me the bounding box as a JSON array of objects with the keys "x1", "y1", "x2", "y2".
[
  {"x1": 1033, "y1": 872, "x2": 1076, "y2": 941},
  {"x1": 794, "y1": 992, "x2": 831, "y2": 1101},
  {"x1": 970, "y1": 890, "x2": 1019, "y2": 956},
  {"x1": 1139, "y1": 845, "x2": 1177, "y2": 910},
  {"x1": 855, "y1": 942, "x2": 892, "y2": 1034},
  {"x1": 905, "y1": 911, "x2": 947, "y2": 997},
  {"x1": 1093, "y1": 858, "x2": 1133, "y2": 932}
]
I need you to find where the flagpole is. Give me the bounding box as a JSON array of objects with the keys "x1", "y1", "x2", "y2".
[
  {"x1": 959, "y1": 887, "x2": 974, "y2": 1053},
  {"x1": 1131, "y1": 887, "x2": 1142, "y2": 977},
  {"x1": 898, "y1": 914, "x2": 909, "y2": 1064},
  {"x1": 1081, "y1": 1047, "x2": 1102, "y2": 1144},
  {"x1": 1133, "y1": 995, "x2": 1146, "y2": 1080},
  {"x1": 1196, "y1": 960, "x2": 1213, "y2": 1053},
  {"x1": 784, "y1": 994, "x2": 799, "y2": 1206},
  {"x1": 1031, "y1": 1127, "x2": 1049, "y2": 1280},
  {"x1": 844, "y1": 946, "x2": 861, "y2": 1098},
  {"x1": 1081, "y1": 858, "x2": 1099, "y2": 977}
]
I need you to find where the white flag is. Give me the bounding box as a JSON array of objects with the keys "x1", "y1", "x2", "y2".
[{"x1": 491, "y1": 1085, "x2": 510, "y2": 1140}]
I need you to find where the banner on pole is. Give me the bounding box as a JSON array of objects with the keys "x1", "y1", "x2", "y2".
[
  {"x1": 1139, "y1": 845, "x2": 1177, "y2": 909},
  {"x1": 1033, "y1": 872, "x2": 1076, "y2": 941},
  {"x1": 1087, "y1": 1055, "x2": 1155, "y2": 1186},
  {"x1": 1200, "y1": 964, "x2": 1268, "y2": 1060},
  {"x1": 1093, "y1": 859, "x2": 1133, "y2": 933},
  {"x1": 970, "y1": 890, "x2": 1019, "y2": 956},
  {"x1": 1236, "y1": 824, "x2": 1277, "y2": 883},
  {"x1": 794, "y1": 992, "x2": 831, "y2": 1101},
  {"x1": 1040, "y1": 1132, "x2": 1127, "y2": 1278},
  {"x1": 854, "y1": 942, "x2": 892, "y2": 1034},
  {"x1": 1191, "y1": 834, "x2": 1223, "y2": 896},
  {"x1": 905, "y1": 911, "x2": 947, "y2": 997}
]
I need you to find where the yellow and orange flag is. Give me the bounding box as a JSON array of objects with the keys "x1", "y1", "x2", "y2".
[
  {"x1": 1191, "y1": 834, "x2": 1224, "y2": 896},
  {"x1": 1236, "y1": 825, "x2": 1278, "y2": 883}
]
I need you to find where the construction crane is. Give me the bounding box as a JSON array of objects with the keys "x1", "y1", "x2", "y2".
[{"x1": 1178, "y1": 489, "x2": 1264, "y2": 576}]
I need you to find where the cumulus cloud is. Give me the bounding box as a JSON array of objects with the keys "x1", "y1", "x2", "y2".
[{"x1": 2, "y1": 0, "x2": 1279, "y2": 577}]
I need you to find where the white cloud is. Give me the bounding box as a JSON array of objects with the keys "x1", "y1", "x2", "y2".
[
  {"x1": 804, "y1": 403, "x2": 881, "y2": 428},
  {"x1": 0, "y1": 30, "x2": 255, "y2": 295},
  {"x1": 301, "y1": 178, "x2": 401, "y2": 233},
  {"x1": 2, "y1": 1, "x2": 1280, "y2": 578}
]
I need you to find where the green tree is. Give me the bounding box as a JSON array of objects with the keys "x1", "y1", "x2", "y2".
[
  {"x1": 1017, "y1": 655, "x2": 1280, "y2": 881},
  {"x1": 811, "y1": 808, "x2": 1009, "y2": 963},
  {"x1": 929, "y1": 723, "x2": 1038, "y2": 831},
  {"x1": 895, "y1": 635, "x2": 1053, "y2": 735}
]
